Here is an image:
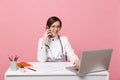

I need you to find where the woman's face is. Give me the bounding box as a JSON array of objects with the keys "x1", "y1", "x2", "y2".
[{"x1": 49, "y1": 21, "x2": 61, "y2": 37}]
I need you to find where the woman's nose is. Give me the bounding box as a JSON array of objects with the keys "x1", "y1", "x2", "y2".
[{"x1": 54, "y1": 27, "x2": 59, "y2": 30}]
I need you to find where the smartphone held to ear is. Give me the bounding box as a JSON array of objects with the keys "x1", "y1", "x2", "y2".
[
  {"x1": 48, "y1": 33, "x2": 52, "y2": 38},
  {"x1": 47, "y1": 29, "x2": 53, "y2": 38}
]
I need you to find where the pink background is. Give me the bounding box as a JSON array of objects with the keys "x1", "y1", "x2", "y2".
[{"x1": 0, "y1": 0, "x2": 120, "y2": 80}]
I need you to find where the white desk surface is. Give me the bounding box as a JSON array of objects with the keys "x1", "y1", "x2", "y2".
[
  {"x1": 5, "y1": 62, "x2": 108, "y2": 76},
  {"x1": 5, "y1": 62, "x2": 109, "y2": 80}
]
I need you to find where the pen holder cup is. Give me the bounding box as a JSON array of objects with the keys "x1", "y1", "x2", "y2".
[{"x1": 10, "y1": 61, "x2": 17, "y2": 71}]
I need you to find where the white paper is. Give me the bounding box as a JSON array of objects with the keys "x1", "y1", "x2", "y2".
[{"x1": 33, "y1": 63, "x2": 65, "y2": 73}]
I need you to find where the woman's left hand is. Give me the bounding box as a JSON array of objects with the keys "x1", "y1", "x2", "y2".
[{"x1": 73, "y1": 59, "x2": 80, "y2": 70}]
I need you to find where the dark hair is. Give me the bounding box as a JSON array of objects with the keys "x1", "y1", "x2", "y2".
[{"x1": 46, "y1": 16, "x2": 62, "y2": 29}]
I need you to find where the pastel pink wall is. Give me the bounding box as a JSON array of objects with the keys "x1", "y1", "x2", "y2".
[{"x1": 0, "y1": 0, "x2": 119, "y2": 80}]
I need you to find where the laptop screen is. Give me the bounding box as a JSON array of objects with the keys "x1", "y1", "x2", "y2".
[{"x1": 78, "y1": 48, "x2": 113, "y2": 75}]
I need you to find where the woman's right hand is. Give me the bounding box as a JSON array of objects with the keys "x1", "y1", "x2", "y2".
[
  {"x1": 44, "y1": 29, "x2": 52, "y2": 38},
  {"x1": 42, "y1": 29, "x2": 52, "y2": 46}
]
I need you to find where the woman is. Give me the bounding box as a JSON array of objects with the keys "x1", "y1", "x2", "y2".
[{"x1": 37, "y1": 16, "x2": 79, "y2": 68}]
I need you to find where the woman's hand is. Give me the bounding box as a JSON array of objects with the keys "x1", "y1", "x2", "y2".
[
  {"x1": 42, "y1": 29, "x2": 52, "y2": 46},
  {"x1": 73, "y1": 59, "x2": 80, "y2": 70},
  {"x1": 43, "y1": 29, "x2": 52, "y2": 39}
]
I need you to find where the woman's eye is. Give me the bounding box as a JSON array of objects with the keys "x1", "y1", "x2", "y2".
[
  {"x1": 51, "y1": 25, "x2": 55, "y2": 28},
  {"x1": 57, "y1": 26, "x2": 60, "y2": 28},
  {"x1": 51, "y1": 25, "x2": 60, "y2": 28}
]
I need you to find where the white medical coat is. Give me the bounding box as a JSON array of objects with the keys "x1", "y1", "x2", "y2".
[{"x1": 37, "y1": 35, "x2": 78, "y2": 62}]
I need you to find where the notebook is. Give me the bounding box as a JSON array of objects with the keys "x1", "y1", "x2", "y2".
[{"x1": 17, "y1": 61, "x2": 32, "y2": 68}]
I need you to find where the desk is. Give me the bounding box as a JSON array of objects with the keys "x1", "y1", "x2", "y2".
[{"x1": 5, "y1": 62, "x2": 109, "y2": 80}]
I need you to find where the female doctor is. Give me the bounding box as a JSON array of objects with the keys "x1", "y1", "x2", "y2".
[{"x1": 37, "y1": 16, "x2": 79, "y2": 68}]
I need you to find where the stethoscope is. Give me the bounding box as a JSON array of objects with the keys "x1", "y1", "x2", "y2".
[{"x1": 45, "y1": 35, "x2": 66, "y2": 62}]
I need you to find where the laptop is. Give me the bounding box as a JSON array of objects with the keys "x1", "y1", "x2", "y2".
[{"x1": 66, "y1": 48, "x2": 113, "y2": 75}]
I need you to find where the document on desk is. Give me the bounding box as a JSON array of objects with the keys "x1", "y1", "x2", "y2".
[{"x1": 34, "y1": 63, "x2": 65, "y2": 73}]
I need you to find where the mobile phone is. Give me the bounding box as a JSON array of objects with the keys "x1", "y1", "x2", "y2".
[
  {"x1": 47, "y1": 29, "x2": 52, "y2": 38},
  {"x1": 48, "y1": 34, "x2": 52, "y2": 38}
]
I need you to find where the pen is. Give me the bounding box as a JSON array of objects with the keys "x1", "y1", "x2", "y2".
[
  {"x1": 8, "y1": 56, "x2": 12, "y2": 61},
  {"x1": 14, "y1": 56, "x2": 16, "y2": 61},
  {"x1": 14, "y1": 55, "x2": 19, "y2": 61},
  {"x1": 16, "y1": 56, "x2": 19, "y2": 61},
  {"x1": 28, "y1": 68, "x2": 36, "y2": 72}
]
